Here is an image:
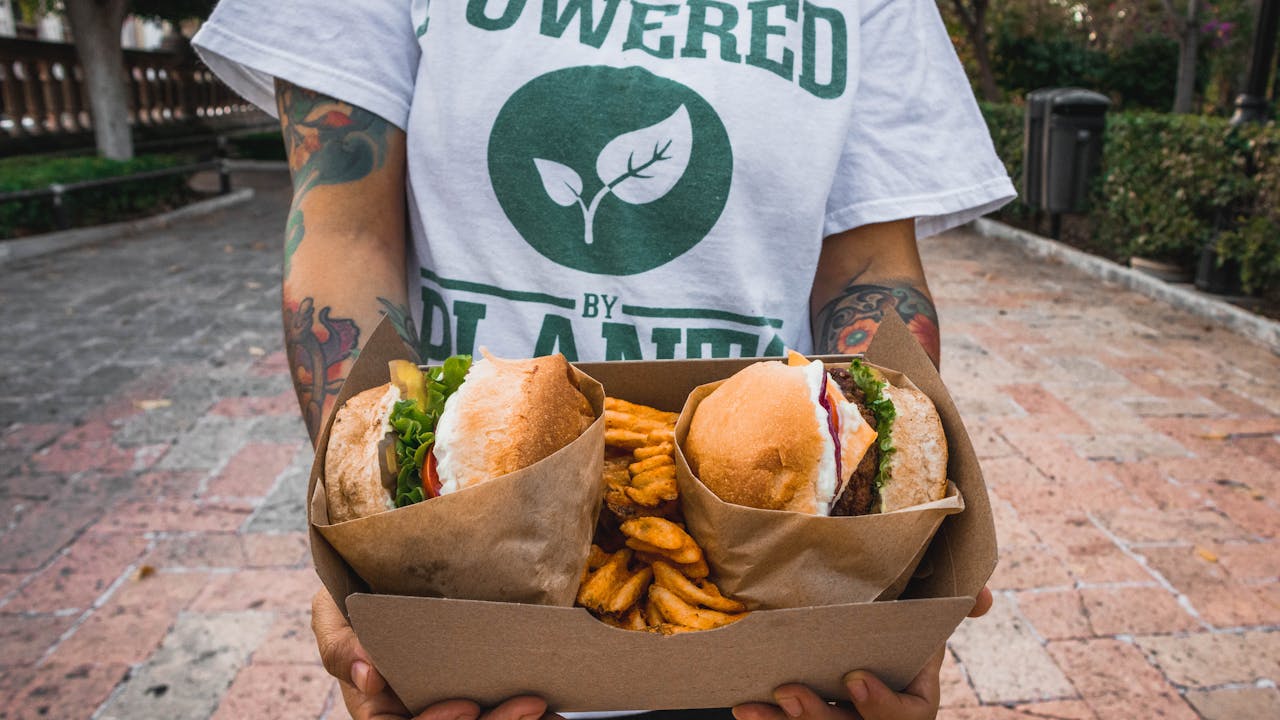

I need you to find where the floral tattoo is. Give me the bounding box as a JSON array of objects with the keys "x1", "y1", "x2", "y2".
[
  {"x1": 275, "y1": 80, "x2": 392, "y2": 272},
  {"x1": 814, "y1": 282, "x2": 940, "y2": 366},
  {"x1": 284, "y1": 297, "x2": 360, "y2": 441}
]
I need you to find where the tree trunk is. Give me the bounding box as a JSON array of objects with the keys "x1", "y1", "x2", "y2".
[
  {"x1": 952, "y1": 0, "x2": 1000, "y2": 102},
  {"x1": 64, "y1": 0, "x2": 132, "y2": 159},
  {"x1": 969, "y1": 12, "x2": 1001, "y2": 101},
  {"x1": 1171, "y1": 0, "x2": 1201, "y2": 114}
]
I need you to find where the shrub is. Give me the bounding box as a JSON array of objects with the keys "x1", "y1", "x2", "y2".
[
  {"x1": 0, "y1": 154, "x2": 196, "y2": 239},
  {"x1": 1097, "y1": 113, "x2": 1253, "y2": 266},
  {"x1": 226, "y1": 131, "x2": 287, "y2": 162},
  {"x1": 978, "y1": 101, "x2": 1036, "y2": 226},
  {"x1": 977, "y1": 103, "x2": 1280, "y2": 295},
  {"x1": 1216, "y1": 126, "x2": 1280, "y2": 294},
  {"x1": 1102, "y1": 35, "x2": 1179, "y2": 112}
]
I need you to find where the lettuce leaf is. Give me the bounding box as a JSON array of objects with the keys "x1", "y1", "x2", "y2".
[
  {"x1": 387, "y1": 354, "x2": 472, "y2": 507},
  {"x1": 848, "y1": 359, "x2": 896, "y2": 490}
]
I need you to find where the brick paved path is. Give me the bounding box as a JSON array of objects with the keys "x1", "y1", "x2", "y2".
[{"x1": 1, "y1": 173, "x2": 1277, "y2": 719}]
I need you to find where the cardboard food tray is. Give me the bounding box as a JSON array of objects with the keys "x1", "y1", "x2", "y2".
[{"x1": 307, "y1": 315, "x2": 997, "y2": 713}]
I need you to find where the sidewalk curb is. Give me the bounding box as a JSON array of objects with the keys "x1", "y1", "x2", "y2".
[
  {"x1": 0, "y1": 188, "x2": 255, "y2": 266},
  {"x1": 973, "y1": 217, "x2": 1280, "y2": 354}
]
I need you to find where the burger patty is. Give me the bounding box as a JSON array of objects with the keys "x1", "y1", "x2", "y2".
[{"x1": 827, "y1": 367, "x2": 879, "y2": 517}]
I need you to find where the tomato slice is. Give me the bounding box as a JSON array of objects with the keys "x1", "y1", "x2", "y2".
[{"x1": 423, "y1": 446, "x2": 443, "y2": 498}]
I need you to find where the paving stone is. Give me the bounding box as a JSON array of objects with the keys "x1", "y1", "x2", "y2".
[
  {"x1": 241, "y1": 532, "x2": 310, "y2": 568},
  {"x1": 1184, "y1": 686, "x2": 1280, "y2": 720},
  {"x1": 49, "y1": 571, "x2": 209, "y2": 665},
  {"x1": 208, "y1": 391, "x2": 299, "y2": 418},
  {"x1": 95, "y1": 610, "x2": 273, "y2": 720},
  {"x1": 938, "y1": 648, "x2": 978, "y2": 708},
  {"x1": 1030, "y1": 514, "x2": 1154, "y2": 585},
  {"x1": 0, "y1": 571, "x2": 28, "y2": 607},
  {"x1": 0, "y1": 483, "x2": 128, "y2": 572},
  {"x1": 4, "y1": 531, "x2": 148, "y2": 613},
  {"x1": 1085, "y1": 690, "x2": 1199, "y2": 720},
  {"x1": 191, "y1": 568, "x2": 321, "y2": 614},
  {"x1": 0, "y1": 613, "x2": 77, "y2": 668},
  {"x1": 1099, "y1": 460, "x2": 1206, "y2": 512},
  {"x1": 989, "y1": 547, "x2": 1074, "y2": 591},
  {"x1": 204, "y1": 442, "x2": 300, "y2": 499},
  {"x1": 244, "y1": 458, "x2": 311, "y2": 534},
  {"x1": 1212, "y1": 540, "x2": 1280, "y2": 581},
  {"x1": 0, "y1": 665, "x2": 41, "y2": 719},
  {"x1": 1135, "y1": 630, "x2": 1280, "y2": 687},
  {"x1": 2, "y1": 661, "x2": 129, "y2": 720},
  {"x1": 92, "y1": 498, "x2": 251, "y2": 534},
  {"x1": 155, "y1": 415, "x2": 254, "y2": 472},
  {"x1": 210, "y1": 663, "x2": 331, "y2": 720},
  {"x1": 1199, "y1": 480, "x2": 1280, "y2": 539},
  {"x1": 1015, "y1": 590, "x2": 1093, "y2": 641},
  {"x1": 249, "y1": 414, "x2": 310, "y2": 444},
  {"x1": 1077, "y1": 586, "x2": 1201, "y2": 636},
  {"x1": 1184, "y1": 581, "x2": 1280, "y2": 629},
  {"x1": 985, "y1": 493, "x2": 1041, "y2": 547},
  {"x1": 1093, "y1": 507, "x2": 1253, "y2": 545},
  {"x1": 252, "y1": 611, "x2": 320, "y2": 666},
  {"x1": 144, "y1": 533, "x2": 248, "y2": 569},
  {"x1": 947, "y1": 595, "x2": 1076, "y2": 704},
  {"x1": 1047, "y1": 639, "x2": 1180, "y2": 698},
  {"x1": 1009, "y1": 700, "x2": 1097, "y2": 719}
]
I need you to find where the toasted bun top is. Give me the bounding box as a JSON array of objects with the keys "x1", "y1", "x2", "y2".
[
  {"x1": 434, "y1": 353, "x2": 594, "y2": 495},
  {"x1": 878, "y1": 384, "x2": 948, "y2": 512},
  {"x1": 324, "y1": 383, "x2": 399, "y2": 522},
  {"x1": 684, "y1": 361, "x2": 826, "y2": 514}
]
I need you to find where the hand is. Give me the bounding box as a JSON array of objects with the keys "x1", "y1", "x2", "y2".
[
  {"x1": 731, "y1": 586, "x2": 993, "y2": 720},
  {"x1": 312, "y1": 590, "x2": 559, "y2": 720}
]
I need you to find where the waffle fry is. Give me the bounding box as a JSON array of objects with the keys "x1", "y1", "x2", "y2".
[{"x1": 578, "y1": 397, "x2": 750, "y2": 632}]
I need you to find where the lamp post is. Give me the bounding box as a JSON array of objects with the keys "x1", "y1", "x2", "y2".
[{"x1": 1231, "y1": 0, "x2": 1279, "y2": 125}]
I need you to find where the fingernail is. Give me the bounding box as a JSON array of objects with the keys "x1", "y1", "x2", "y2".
[
  {"x1": 351, "y1": 661, "x2": 370, "y2": 694},
  {"x1": 777, "y1": 696, "x2": 802, "y2": 717},
  {"x1": 848, "y1": 678, "x2": 869, "y2": 704}
]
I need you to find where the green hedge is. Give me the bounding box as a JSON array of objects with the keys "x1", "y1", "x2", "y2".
[
  {"x1": 225, "y1": 131, "x2": 287, "y2": 162},
  {"x1": 0, "y1": 154, "x2": 196, "y2": 239},
  {"x1": 980, "y1": 103, "x2": 1280, "y2": 295}
]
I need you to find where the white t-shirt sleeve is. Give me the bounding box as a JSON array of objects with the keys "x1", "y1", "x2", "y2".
[
  {"x1": 823, "y1": 0, "x2": 1015, "y2": 239},
  {"x1": 191, "y1": 0, "x2": 419, "y2": 130}
]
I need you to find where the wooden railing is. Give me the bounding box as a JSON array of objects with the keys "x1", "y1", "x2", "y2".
[{"x1": 0, "y1": 37, "x2": 263, "y2": 151}]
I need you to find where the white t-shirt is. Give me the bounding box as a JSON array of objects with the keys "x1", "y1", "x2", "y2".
[{"x1": 195, "y1": 0, "x2": 1012, "y2": 365}]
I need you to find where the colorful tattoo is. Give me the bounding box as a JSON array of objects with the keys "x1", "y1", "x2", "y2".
[
  {"x1": 284, "y1": 297, "x2": 361, "y2": 441},
  {"x1": 378, "y1": 297, "x2": 420, "y2": 360},
  {"x1": 814, "y1": 282, "x2": 941, "y2": 366},
  {"x1": 275, "y1": 80, "x2": 392, "y2": 272}
]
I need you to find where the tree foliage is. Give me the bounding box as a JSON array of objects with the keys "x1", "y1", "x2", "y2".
[{"x1": 942, "y1": 0, "x2": 1257, "y2": 115}]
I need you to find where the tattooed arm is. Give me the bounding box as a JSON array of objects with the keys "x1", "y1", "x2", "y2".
[
  {"x1": 809, "y1": 218, "x2": 941, "y2": 368},
  {"x1": 275, "y1": 79, "x2": 414, "y2": 443}
]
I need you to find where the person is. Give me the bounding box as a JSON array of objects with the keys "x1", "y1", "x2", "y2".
[{"x1": 193, "y1": 1, "x2": 1013, "y2": 718}]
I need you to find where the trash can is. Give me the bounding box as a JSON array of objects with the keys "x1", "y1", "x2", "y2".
[{"x1": 1023, "y1": 88, "x2": 1111, "y2": 213}]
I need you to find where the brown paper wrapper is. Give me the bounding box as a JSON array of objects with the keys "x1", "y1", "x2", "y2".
[
  {"x1": 310, "y1": 345, "x2": 606, "y2": 607},
  {"x1": 674, "y1": 364, "x2": 964, "y2": 610}
]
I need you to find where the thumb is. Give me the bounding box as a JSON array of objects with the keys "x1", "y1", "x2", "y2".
[
  {"x1": 312, "y1": 589, "x2": 385, "y2": 696},
  {"x1": 844, "y1": 658, "x2": 940, "y2": 720}
]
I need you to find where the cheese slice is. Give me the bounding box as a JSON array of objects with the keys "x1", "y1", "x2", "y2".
[{"x1": 786, "y1": 351, "x2": 878, "y2": 514}]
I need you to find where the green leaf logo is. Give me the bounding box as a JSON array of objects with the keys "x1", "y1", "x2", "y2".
[
  {"x1": 489, "y1": 67, "x2": 731, "y2": 276},
  {"x1": 535, "y1": 105, "x2": 693, "y2": 246}
]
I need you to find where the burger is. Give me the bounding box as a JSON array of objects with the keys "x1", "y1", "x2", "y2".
[
  {"x1": 324, "y1": 352, "x2": 595, "y2": 522},
  {"x1": 683, "y1": 351, "x2": 947, "y2": 516}
]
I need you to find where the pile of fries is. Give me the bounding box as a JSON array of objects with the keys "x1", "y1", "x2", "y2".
[{"x1": 576, "y1": 398, "x2": 747, "y2": 633}]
